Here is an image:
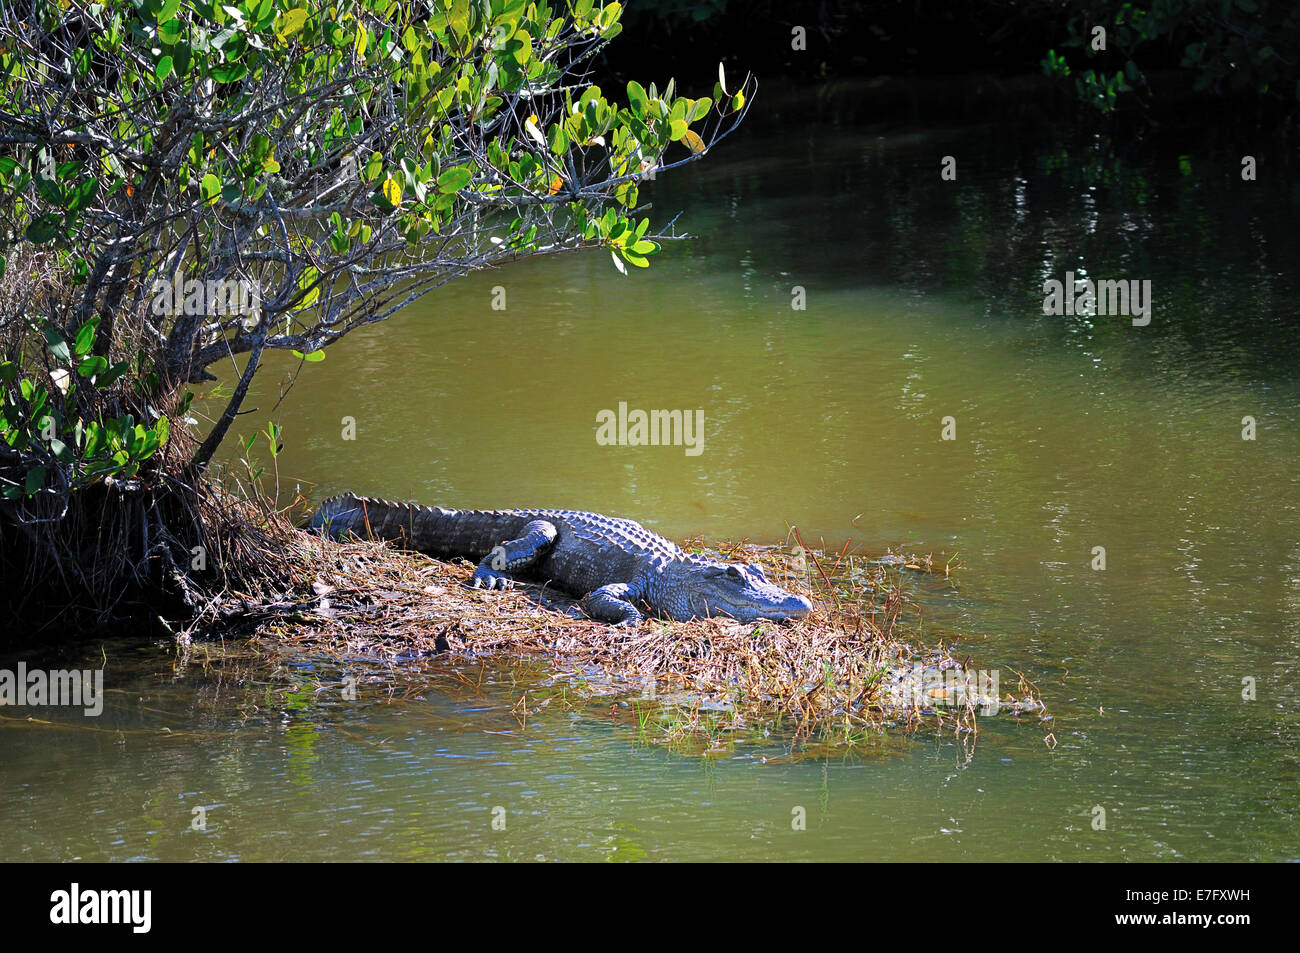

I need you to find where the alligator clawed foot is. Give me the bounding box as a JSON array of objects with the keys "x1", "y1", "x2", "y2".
[
  {"x1": 469, "y1": 569, "x2": 514, "y2": 591},
  {"x1": 566, "y1": 607, "x2": 638, "y2": 627}
]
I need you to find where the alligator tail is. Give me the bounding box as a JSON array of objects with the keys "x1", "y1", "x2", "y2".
[{"x1": 308, "y1": 493, "x2": 529, "y2": 559}]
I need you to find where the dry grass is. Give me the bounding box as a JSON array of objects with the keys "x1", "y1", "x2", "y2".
[{"x1": 208, "y1": 518, "x2": 1051, "y2": 752}]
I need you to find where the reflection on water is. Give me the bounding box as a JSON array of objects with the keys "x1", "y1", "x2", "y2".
[{"x1": 4, "y1": 99, "x2": 1299, "y2": 861}]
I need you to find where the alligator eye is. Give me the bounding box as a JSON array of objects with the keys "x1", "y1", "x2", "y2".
[{"x1": 726, "y1": 566, "x2": 745, "y2": 580}]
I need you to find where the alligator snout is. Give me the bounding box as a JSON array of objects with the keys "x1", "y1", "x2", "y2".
[
  {"x1": 784, "y1": 593, "x2": 814, "y2": 619},
  {"x1": 763, "y1": 592, "x2": 813, "y2": 622},
  {"x1": 725, "y1": 590, "x2": 814, "y2": 624}
]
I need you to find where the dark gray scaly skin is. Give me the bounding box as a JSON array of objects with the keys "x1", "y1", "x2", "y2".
[{"x1": 309, "y1": 493, "x2": 814, "y2": 626}]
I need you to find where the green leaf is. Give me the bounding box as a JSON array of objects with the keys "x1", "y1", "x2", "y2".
[
  {"x1": 627, "y1": 80, "x2": 647, "y2": 114},
  {"x1": 172, "y1": 41, "x2": 192, "y2": 76},
  {"x1": 295, "y1": 266, "x2": 320, "y2": 309},
  {"x1": 25, "y1": 466, "x2": 45, "y2": 496},
  {"x1": 78, "y1": 355, "x2": 109, "y2": 379},
  {"x1": 74, "y1": 320, "x2": 97, "y2": 357},
  {"x1": 597, "y1": 2, "x2": 622, "y2": 31},
  {"x1": 210, "y1": 62, "x2": 248, "y2": 84},
  {"x1": 547, "y1": 123, "x2": 569, "y2": 155},
  {"x1": 49, "y1": 438, "x2": 73, "y2": 463},
  {"x1": 158, "y1": 18, "x2": 183, "y2": 44},
  {"x1": 158, "y1": 0, "x2": 182, "y2": 24},
  {"x1": 437, "y1": 166, "x2": 472, "y2": 193},
  {"x1": 66, "y1": 178, "x2": 99, "y2": 214},
  {"x1": 97, "y1": 362, "x2": 129, "y2": 388},
  {"x1": 43, "y1": 328, "x2": 71, "y2": 365},
  {"x1": 200, "y1": 173, "x2": 221, "y2": 205},
  {"x1": 34, "y1": 175, "x2": 63, "y2": 206},
  {"x1": 156, "y1": 55, "x2": 174, "y2": 81},
  {"x1": 509, "y1": 29, "x2": 532, "y2": 65},
  {"x1": 291, "y1": 349, "x2": 326, "y2": 362}
]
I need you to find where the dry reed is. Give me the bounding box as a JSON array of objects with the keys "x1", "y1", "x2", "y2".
[{"x1": 205, "y1": 517, "x2": 1050, "y2": 750}]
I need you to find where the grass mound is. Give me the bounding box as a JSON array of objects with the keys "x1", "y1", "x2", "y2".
[{"x1": 217, "y1": 520, "x2": 1050, "y2": 750}]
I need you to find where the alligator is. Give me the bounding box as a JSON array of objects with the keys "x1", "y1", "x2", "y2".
[{"x1": 309, "y1": 493, "x2": 814, "y2": 626}]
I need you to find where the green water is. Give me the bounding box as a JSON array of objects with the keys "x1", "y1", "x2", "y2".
[{"x1": 4, "y1": 91, "x2": 1300, "y2": 861}]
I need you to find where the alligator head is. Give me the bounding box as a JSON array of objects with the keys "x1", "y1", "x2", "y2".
[{"x1": 658, "y1": 558, "x2": 814, "y2": 623}]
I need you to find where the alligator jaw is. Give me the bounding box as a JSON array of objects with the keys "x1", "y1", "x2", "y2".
[{"x1": 711, "y1": 592, "x2": 814, "y2": 624}]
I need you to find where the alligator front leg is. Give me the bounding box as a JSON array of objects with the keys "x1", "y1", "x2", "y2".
[
  {"x1": 469, "y1": 519, "x2": 558, "y2": 590},
  {"x1": 579, "y1": 583, "x2": 644, "y2": 627}
]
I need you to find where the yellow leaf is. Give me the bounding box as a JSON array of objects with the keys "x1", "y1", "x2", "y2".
[
  {"x1": 510, "y1": 28, "x2": 532, "y2": 65},
  {"x1": 276, "y1": 8, "x2": 308, "y2": 39},
  {"x1": 524, "y1": 116, "x2": 546, "y2": 147},
  {"x1": 548, "y1": 174, "x2": 563, "y2": 195},
  {"x1": 381, "y1": 177, "x2": 401, "y2": 207},
  {"x1": 682, "y1": 129, "x2": 706, "y2": 154}
]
